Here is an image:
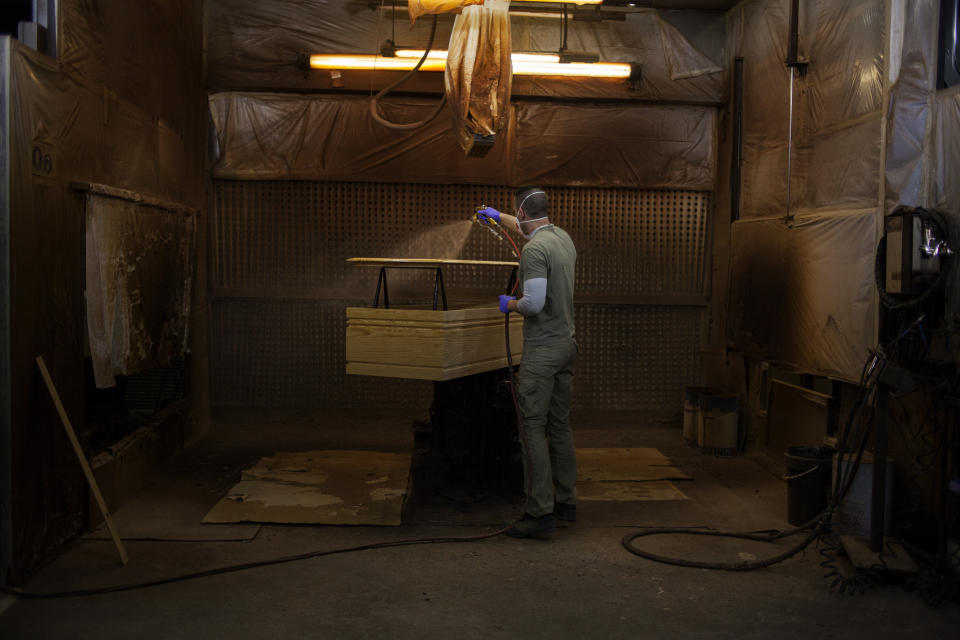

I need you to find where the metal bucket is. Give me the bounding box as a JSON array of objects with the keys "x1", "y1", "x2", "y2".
[
  {"x1": 784, "y1": 445, "x2": 835, "y2": 526},
  {"x1": 682, "y1": 386, "x2": 717, "y2": 445},
  {"x1": 698, "y1": 394, "x2": 739, "y2": 455}
]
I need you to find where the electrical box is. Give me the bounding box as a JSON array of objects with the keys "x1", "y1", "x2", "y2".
[{"x1": 884, "y1": 211, "x2": 942, "y2": 295}]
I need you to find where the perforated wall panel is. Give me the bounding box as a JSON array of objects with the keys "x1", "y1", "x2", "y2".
[
  {"x1": 212, "y1": 182, "x2": 522, "y2": 299},
  {"x1": 556, "y1": 189, "x2": 710, "y2": 297},
  {"x1": 211, "y1": 181, "x2": 710, "y2": 418},
  {"x1": 211, "y1": 297, "x2": 433, "y2": 408},
  {"x1": 574, "y1": 306, "x2": 704, "y2": 420}
]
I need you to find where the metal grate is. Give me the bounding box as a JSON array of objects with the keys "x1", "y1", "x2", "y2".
[
  {"x1": 211, "y1": 297, "x2": 432, "y2": 408},
  {"x1": 211, "y1": 181, "x2": 710, "y2": 415},
  {"x1": 573, "y1": 305, "x2": 704, "y2": 420},
  {"x1": 556, "y1": 188, "x2": 710, "y2": 297}
]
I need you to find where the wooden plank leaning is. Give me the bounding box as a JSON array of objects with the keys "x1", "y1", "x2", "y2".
[{"x1": 35, "y1": 356, "x2": 129, "y2": 566}]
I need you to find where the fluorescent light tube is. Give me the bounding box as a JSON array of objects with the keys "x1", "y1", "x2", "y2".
[{"x1": 309, "y1": 51, "x2": 631, "y2": 79}]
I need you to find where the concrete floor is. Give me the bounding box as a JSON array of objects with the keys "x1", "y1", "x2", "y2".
[{"x1": 1, "y1": 409, "x2": 958, "y2": 639}]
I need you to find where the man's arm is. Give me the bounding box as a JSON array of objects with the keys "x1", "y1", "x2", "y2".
[
  {"x1": 475, "y1": 207, "x2": 518, "y2": 232},
  {"x1": 507, "y1": 278, "x2": 547, "y2": 315},
  {"x1": 498, "y1": 212, "x2": 519, "y2": 230}
]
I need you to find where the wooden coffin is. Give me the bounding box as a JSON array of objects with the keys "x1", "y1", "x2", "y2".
[{"x1": 346, "y1": 305, "x2": 523, "y2": 381}]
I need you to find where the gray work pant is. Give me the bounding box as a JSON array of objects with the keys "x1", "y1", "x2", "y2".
[{"x1": 516, "y1": 338, "x2": 578, "y2": 517}]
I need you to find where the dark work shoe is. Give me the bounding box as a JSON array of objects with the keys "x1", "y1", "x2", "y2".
[
  {"x1": 505, "y1": 513, "x2": 555, "y2": 539},
  {"x1": 553, "y1": 502, "x2": 577, "y2": 523}
]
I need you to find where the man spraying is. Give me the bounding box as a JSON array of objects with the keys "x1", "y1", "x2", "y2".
[{"x1": 476, "y1": 187, "x2": 578, "y2": 539}]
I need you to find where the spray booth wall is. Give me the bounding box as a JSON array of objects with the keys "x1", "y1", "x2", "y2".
[
  {"x1": 210, "y1": 182, "x2": 710, "y2": 420},
  {"x1": 2, "y1": 0, "x2": 206, "y2": 582},
  {"x1": 727, "y1": 0, "x2": 960, "y2": 381},
  {"x1": 205, "y1": 3, "x2": 726, "y2": 421}
]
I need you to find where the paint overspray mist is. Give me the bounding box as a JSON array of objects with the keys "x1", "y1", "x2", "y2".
[
  {"x1": 390, "y1": 219, "x2": 475, "y2": 260},
  {"x1": 383, "y1": 219, "x2": 475, "y2": 301}
]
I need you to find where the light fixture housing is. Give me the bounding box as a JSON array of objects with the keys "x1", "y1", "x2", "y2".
[
  {"x1": 558, "y1": 49, "x2": 600, "y2": 64},
  {"x1": 308, "y1": 50, "x2": 632, "y2": 79}
]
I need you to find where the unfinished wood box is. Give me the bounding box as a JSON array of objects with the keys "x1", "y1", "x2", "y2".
[{"x1": 346, "y1": 305, "x2": 523, "y2": 381}]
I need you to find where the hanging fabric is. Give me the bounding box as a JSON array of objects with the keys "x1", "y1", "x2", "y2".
[{"x1": 444, "y1": 0, "x2": 512, "y2": 156}]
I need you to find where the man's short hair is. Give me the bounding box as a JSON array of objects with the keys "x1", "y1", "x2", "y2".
[{"x1": 514, "y1": 187, "x2": 548, "y2": 219}]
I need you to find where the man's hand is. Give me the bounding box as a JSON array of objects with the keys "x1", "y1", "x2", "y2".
[
  {"x1": 498, "y1": 295, "x2": 516, "y2": 314},
  {"x1": 476, "y1": 207, "x2": 502, "y2": 225}
]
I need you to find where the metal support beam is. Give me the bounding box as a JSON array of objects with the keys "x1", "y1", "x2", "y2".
[
  {"x1": 32, "y1": 0, "x2": 58, "y2": 58},
  {"x1": 0, "y1": 36, "x2": 12, "y2": 583},
  {"x1": 730, "y1": 57, "x2": 743, "y2": 222}
]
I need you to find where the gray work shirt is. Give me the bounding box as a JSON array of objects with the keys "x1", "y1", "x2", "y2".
[{"x1": 517, "y1": 224, "x2": 577, "y2": 346}]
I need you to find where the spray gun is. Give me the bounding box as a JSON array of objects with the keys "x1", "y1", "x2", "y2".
[
  {"x1": 472, "y1": 205, "x2": 521, "y2": 261},
  {"x1": 473, "y1": 204, "x2": 504, "y2": 240}
]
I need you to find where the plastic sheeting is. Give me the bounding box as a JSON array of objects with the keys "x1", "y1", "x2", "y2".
[
  {"x1": 205, "y1": 0, "x2": 724, "y2": 102},
  {"x1": 509, "y1": 10, "x2": 723, "y2": 100},
  {"x1": 729, "y1": 0, "x2": 885, "y2": 219},
  {"x1": 887, "y1": 0, "x2": 960, "y2": 347},
  {"x1": 724, "y1": 0, "x2": 890, "y2": 379},
  {"x1": 884, "y1": 0, "x2": 938, "y2": 212},
  {"x1": 729, "y1": 211, "x2": 878, "y2": 381},
  {"x1": 514, "y1": 102, "x2": 714, "y2": 188},
  {"x1": 445, "y1": 2, "x2": 512, "y2": 153},
  {"x1": 60, "y1": 0, "x2": 204, "y2": 148},
  {"x1": 933, "y1": 89, "x2": 960, "y2": 336},
  {"x1": 209, "y1": 91, "x2": 715, "y2": 189},
  {"x1": 209, "y1": 92, "x2": 512, "y2": 183},
  {"x1": 85, "y1": 195, "x2": 195, "y2": 388},
  {"x1": 934, "y1": 90, "x2": 960, "y2": 217}
]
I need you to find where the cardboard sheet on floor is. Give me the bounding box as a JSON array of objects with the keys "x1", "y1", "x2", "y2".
[
  {"x1": 202, "y1": 451, "x2": 411, "y2": 526},
  {"x1": 574, "y1": 447, "x2": 690, "y2": 504},
  {"x1": 575, "y1": 448, "x2": 691, "y2": 482}
]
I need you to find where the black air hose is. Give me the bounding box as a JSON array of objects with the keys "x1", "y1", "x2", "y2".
[{"x1": 370, "y1": 15, "x2": 447, "y2": 130}]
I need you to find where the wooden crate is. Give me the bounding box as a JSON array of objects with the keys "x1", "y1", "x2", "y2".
[{"x1": 346, "y1": 305, "x2": 523, "y2": 381}]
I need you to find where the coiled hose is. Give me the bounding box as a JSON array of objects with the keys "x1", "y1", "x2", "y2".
[{"x1": 369, "y1": 15, "x2": 447, "y2": 130}]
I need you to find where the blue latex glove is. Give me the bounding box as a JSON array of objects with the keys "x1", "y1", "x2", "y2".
[
  {"x1": 476, "y1": 206, "x2": 502, "y2": 225},
  {"x1": 499, "y1": 295, "x2": 516, "y2": 314}
]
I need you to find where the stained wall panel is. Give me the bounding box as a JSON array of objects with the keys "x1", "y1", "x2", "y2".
[{"x1": 729, "y1": 210, "x2": 878, "y2": 382}]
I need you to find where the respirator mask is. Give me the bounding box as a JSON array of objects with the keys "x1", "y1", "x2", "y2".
[{"x1": 515, "y1": 191, "x2": 547, "y2": 240}]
